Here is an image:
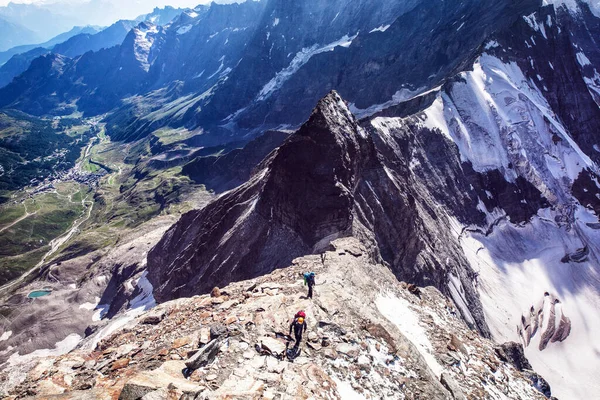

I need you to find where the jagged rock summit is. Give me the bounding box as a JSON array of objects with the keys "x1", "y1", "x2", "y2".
[
  {"x1": 147, "y1": 91, "x2": 370, "y2": 301},
  {"x1": 147, "y1": 90, "x2": 490, "y2": 336}
]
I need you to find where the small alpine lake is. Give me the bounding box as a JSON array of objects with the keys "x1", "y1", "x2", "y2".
[{"x1": 27, "y1": 289, "x2": 52, "y2": 298}]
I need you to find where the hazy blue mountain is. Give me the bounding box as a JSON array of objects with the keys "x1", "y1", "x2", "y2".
[
  {"x1": 0, "y1": 15, "x2": 40, "y2": 52},
  {"x1": 52, "y1": 20, "x2": 138, "y2": 59},
  {"x1": 0, "y1": 2, "x2": 83, "y2": 42},
  {"x1": 0, "y1": 25, "x2": 102, "y2": 66},
  {"x1": 0, "y1": 47, "x2": 49, "y2": 88}
]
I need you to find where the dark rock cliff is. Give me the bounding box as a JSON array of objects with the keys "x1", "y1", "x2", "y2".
[{"x1": 147, "y1": 91, "x2": 492, "y2": 335}]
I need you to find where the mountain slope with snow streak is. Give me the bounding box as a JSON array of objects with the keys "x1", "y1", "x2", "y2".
[{"x1": 382, "y1": 27, "x2": 600, "y2": 399}]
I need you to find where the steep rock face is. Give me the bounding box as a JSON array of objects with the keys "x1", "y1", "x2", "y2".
[
  {"x1": 0, "y1": 0, "x2": 541, "y2": 142},
  {"x1": 146, "y1": 1, "x2": 265, "y2": 90},
  {"x1": 147, "y1": 92, "x2": 371, "y2": 302},
  {"x1": 488, "y1": 3, "x2": 600, "y2": 166},
  {"x1": 371, "y1": 6, "x2": 600, "y2": 398},
  {"x1": 147, "y1": 91, "x2": 491, "y2": 335},
  {"x1": 0, "y1": 1, "x2": 267, "y2": 119},
  {"x1": 185, "y1": 0, "x2": 541, "y2": 134},
  {"x1": 0, "y1": 53, "x2": 75, "y2": 115}
]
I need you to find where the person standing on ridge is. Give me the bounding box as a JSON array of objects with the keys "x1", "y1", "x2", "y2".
[
  {"x1": 289, "y1": 310, "x2": 307, "y2": 350},
  {"x1": 303, "y1": 271, "x2": 316, "y2": 299}
]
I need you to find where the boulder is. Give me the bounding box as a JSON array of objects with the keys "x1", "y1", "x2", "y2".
[
  {"x1": 365, "y1": 324, "x2": 397, "y2": 353},
  {"x1": 260, "y1": 337, "x2": 287, "y2": 355},
  {"x1": 335, "y1": 343, "x2": 359, "y2": 358},
  {"x1": 119, "y1": 362, "x2": 203, "y2": 400},
  {"x1": 140, "y1": 310, "x2": 166, "y2": 325},
  {"x1": 214, "y1": 376, "x2": 265, "y2": 397},
  {"x1": 172, "y1": 337, "x2": 192, "y2": 349},
  {"x1": 210, "y1": 287, "x2": 221, "y2": 297},
  {"x1": 266, "y1": 357, "x2": 286, "y2": 373},
  {"x1": 198, "y1": 328, "x2": 211, "y2": 345},
  {"x1": 527, "y1": 372, "x2": 553, "y2": 398},
  {"x1": 318, "y1": 321, "x2": 347, "y2": 336},
  {"x1": 440, "y1": 372, "x2": 467, "y2": 400},
  {"x1": 449, "y1": 334, "x2": 469, "y2": 356},
  {"x1": 495, "y1": 342, "x2": 532, "y2": 371},
  {"x1": 111, "y1": 358, "x2": 131, "y2": 371},
  {"x1": 140, "y1": 387, "x2": 182, "y2": 400},
  {"x1": 210, "y1": 325, "x2": 227, "y2": 340},
  {"x1": 185, "y1": 339, "x2": 221, "y2": 370},
  {"x1": 407, "y1": 284, "x2": 421, "y2": 296},
  {"x1": 219, "y1": 300, "x2": 238, "y2": 310}
]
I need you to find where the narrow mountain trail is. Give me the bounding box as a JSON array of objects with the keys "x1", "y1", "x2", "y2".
[
  {"x1": 1, "y1": 239, "x2": 548, "y2": 400},
  {"x1": 0, "y1": 204, "x2": 36, "y2": 235}
]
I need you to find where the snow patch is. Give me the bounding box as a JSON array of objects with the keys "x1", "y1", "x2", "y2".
[
  {"x1": 79, "y1": 297, "x2": 100, "y2": 311},
  {"x1": 130, "y1": 271, "x2": 156, "y2": 311},
  {"x1": 369, "y1": 24, "x2": 390, "y2": 33},
  {"x1": 133, "y1": 24, "x2": 159, "y2": 72},
  {"x1": 577, "y1": 51, "x2": 592, "y2": 66},
  {"x1": 421, "y1": 95, "x2": 452, "y2": 140},
  {"x1": 376, "y1": 293, "x2": 444, "y2": 377},
  {"x1": 177, "y1": 25, "x2": 192, "y2": 35},
  {"x1": 448, "y1": 272, "x2": 476, "y2": 326},
  {"x1": 485, "y1": 40, "x2": 500, "y2": 50},
  {"x1": 332, "y1": 377, "x2": 367, "y2": 399},
  {"x1": 93, "y1": 304, "x2": 110, "y2": 322},
  {"x1": 349, "y1": 86, "x2": 434, "y2": 118},
  {"x1": 543, "y1": 0, "x2": 600, "y2": 17},
  {"x1": 8, "y1": 333, "x2": 81, "y2": 366},
  {"x1": 257, "y1": 34, "x2": 358, "y2": 101},
  {"x1": 460, "y1": 208, "x2": 600, "y2": 400},
  {"x1": 0, "y1": 331, "x2": 12, "y2": 341}
]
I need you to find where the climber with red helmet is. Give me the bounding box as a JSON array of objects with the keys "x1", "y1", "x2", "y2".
[{"x1": 289, "y1": 310, "x2": 307, "y2": 351}]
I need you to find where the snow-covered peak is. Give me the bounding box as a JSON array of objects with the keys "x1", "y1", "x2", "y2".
[{"x1": 132, "y1": 23, "x2": 160, "y2": 72}]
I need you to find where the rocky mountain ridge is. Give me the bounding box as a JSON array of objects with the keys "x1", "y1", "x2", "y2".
[{"x1": 0, "y1": 239, "x2": 552, "y2": 400}]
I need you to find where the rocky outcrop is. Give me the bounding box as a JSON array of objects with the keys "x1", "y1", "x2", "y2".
[
  {"x1": 495, "y1": 342, "x2": 532, "y2": 371},
  {"x1": 518, "y1": 293, "x2": 572, "y2": 351}
]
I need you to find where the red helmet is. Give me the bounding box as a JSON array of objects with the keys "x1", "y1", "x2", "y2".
[{"x1": 295, "y1": 310, "x2": 306, "y2": 319}]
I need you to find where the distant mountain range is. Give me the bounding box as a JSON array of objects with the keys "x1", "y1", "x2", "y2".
[
  {"x1": 0, "y1": 2, "x2": 83, "y2": 44},
  {"x1": 0, "y1": 25, "x2": 102, "y2": 65},
  {"x1": 0, "y1": 6, "x2": 189, "y2": 88},
  {"x1": 0, "y1": 15, "x2": 41, "y2": 52}
]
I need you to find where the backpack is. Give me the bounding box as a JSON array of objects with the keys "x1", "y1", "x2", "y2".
[{"x1": 303, "y1": 272, "x2": 315, "y2": 285}]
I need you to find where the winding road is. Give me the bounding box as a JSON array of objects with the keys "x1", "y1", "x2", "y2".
[{"x1": 0, "y1": 204, "x2": 36, "y2": 235}]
